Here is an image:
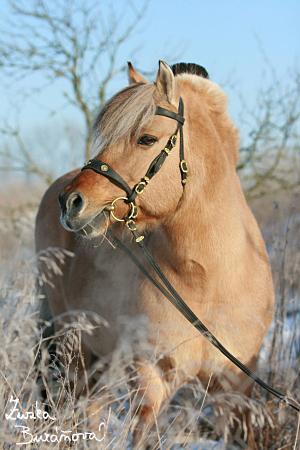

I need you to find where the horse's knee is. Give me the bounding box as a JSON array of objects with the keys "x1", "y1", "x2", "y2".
[
  {"x1": 137, "y1": 360, "x2": 170, "y2": 411},
  {"x1": 132, "y1": 360, "x2": 171, "y2": 446}
]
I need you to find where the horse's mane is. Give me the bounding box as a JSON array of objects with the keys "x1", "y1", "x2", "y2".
[{"x1": 93, "y1": 62, "x2": 210, "y2": 153}]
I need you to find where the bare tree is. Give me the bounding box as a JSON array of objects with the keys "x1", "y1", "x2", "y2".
[
  {"x1": 0, "y1": 123, "x2": 55, "y2": 184},
  {"x1": 0, "y1": 118, "x2": 86, "y2": 185},
  {"x1": 0, "y1": 0, "x2": 148, "y2": 164},
  {"x1": 236, "y1": 71, "x2": 300, "y2": 199},
  {"x1": 1, "y1": 1, "x2": 299, "y2": 196}
]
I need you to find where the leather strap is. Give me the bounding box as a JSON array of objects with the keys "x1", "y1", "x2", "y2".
[
  {"x1": 177, "y1": 98, "x2": 187, "y2": 184},
  {"x1": 110, "y1": 231, "x2": 300, "y2": 413},
  {"x1": 127, "y1": 151, "x2": 169, "y2": 203},
  {"x1": 154, "y1": 98, "x2": 187, "y2": 184},
  {"x1": 82, "y1": 160, "x2": 133, "y2": 198},
  {"x1": 155, "y1": 106, "x2": 185, "y2": 125}
]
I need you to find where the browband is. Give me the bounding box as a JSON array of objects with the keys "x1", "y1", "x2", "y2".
[{"x1": 155, "y1": 106, "x2": 185, "y2": 125}]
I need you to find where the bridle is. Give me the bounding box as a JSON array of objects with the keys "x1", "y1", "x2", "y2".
[
  {"x1": 82, "y1": 97, "x2": 187, "y2": 237},
  {"x1": 81, "y1": 98, "x2": 300, "y2": 413}
]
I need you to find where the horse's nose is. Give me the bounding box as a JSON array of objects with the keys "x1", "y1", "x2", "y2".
[{"x1": 59, "y1": 191, "x2": 86, "y2": 216}]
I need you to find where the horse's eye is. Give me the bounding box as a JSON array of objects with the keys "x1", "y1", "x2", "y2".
[{"x1": 137, "y1": 135, "x2": 158, "y2": 146}]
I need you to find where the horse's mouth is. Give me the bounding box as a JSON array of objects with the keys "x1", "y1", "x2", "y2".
[
  {"x1": 60, "y1": 209, "x2": 109, "y2": 239},
  {"x1": 78, "y1": 210, "x2": 109, "y2": 239}
]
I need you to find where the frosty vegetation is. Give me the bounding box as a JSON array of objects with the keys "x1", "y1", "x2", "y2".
[{"x1": 0, "y1": 185, "x2": 299, "y2": 449}]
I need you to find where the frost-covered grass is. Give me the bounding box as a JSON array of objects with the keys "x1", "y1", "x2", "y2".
[{"x1": 0, "y1": 184, "x2": 299, "y2": 449}]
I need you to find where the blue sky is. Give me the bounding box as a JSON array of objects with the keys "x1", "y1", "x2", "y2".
[
  {"x1": 128, "y1": 0, "x2": 300, "y2": 123},
  {"x1": 0, "y1": 0, "x2": 299, "y2": 169},
  {"x1": 138, "y1": 0, "x2": 299, "y2": 79}
]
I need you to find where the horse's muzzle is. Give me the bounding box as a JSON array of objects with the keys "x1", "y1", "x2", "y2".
[{"x1": 59, "y1": 190, "x2": 87, "y2": 231}]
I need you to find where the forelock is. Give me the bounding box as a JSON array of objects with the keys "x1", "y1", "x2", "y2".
[{"x1": 93, "y1": 83, "x2": 156, "y2": 152}]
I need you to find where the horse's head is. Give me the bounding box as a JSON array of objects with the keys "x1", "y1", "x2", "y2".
[
  {"x1": 59, "y1": 61, "x2": 239, "y2": 238},
  {"x1": 59, "y1": 61, "x2": 188, "y2": 237}
]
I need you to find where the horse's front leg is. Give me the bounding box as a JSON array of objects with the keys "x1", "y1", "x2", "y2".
[{"x1": 132, "y1": 356, "x2": 176, "y2": 448}]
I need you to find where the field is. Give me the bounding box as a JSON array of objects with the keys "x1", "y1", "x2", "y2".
[{"x1": 0, "y1": 183, "x2": 299, "y2": 449}]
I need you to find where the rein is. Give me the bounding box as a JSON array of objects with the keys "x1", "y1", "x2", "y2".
[{"x1": 81, "y1": 98, "x2": 300, "y2": 413}]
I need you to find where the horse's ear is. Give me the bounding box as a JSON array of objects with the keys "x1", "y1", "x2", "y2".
[
  {"x1": 155, "y1": 60, "x2": 176, "y2": 105},
  {"x1": 127, "y1": 62, "x2": 147, "y2": 84}
]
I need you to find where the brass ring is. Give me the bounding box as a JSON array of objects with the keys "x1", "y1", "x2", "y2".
[{"x1": 109, "y1": 197, "x2": 135, "y2": 222}]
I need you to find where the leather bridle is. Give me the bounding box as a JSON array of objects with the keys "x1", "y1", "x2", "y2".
[
  {"x1": 82, "y1": 97, "x2": 187, "y2": 237},
  {"x1": 81, "y1": 98, "x2": 300, "y2": 413}
]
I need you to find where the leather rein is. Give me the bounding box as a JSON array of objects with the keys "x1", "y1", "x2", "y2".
[{"x1": 81, "y1": 98, "x2": 299, "y2": 413}]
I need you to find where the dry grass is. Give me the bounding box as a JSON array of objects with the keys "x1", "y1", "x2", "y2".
[{"x1": 0, "y1": 183, "x2": 299, "y2": 449}]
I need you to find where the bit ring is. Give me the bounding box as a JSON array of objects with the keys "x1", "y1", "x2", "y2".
[{"x1": 109, "y1": 197, "x2": 136, "y2": 222}]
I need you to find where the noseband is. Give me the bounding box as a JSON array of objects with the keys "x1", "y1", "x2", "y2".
[{"x1": 82, "y1": 98, "x2": 187, "y2": 238}]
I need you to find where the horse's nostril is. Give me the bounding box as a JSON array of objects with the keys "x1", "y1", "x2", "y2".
[
  {"x1": 72, "y1": 194, "x2": 83, "y2": 209},
  {"x1": 66, "y1": 192, "x2": 85, "y2": 215}
]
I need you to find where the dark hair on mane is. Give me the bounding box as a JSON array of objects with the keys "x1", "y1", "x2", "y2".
[{"x1": 171, "y1": 62, "x2": 209, "y2": 79}]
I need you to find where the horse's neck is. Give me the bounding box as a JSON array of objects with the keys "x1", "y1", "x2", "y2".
[
  {"x1": 155, "y1": 173, "x2": 248, "y2": 279},
  {"x1": 150, "y1": 85, "x2": 249, "y2": 284}
]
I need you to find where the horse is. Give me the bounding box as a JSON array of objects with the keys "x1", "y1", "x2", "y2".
[{"x1": 35, "y1": 61, "x2": 274, "y2": 446}]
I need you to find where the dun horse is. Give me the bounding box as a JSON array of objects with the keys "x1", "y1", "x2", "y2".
[{"x1": 35, "y1": 61, "x2": 274, "y2": 444}]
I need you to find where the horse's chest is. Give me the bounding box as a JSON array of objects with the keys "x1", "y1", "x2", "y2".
[
  {"x1": 64, "y1": 243, "x2": 210, "y2": 371},
  {"x1": 66, "y1": 244, "x2": 140, "y2": 320}
]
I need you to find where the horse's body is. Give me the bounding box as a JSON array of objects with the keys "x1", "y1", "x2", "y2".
[{"x1": 35, "y1": 62, "x2": 274, "y2": 444}]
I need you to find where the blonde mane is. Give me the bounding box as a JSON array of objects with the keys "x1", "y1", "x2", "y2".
[
  {"x1": 175, "y1": 74, "x2": 239, "y2": 164},
  {"x1": 175, "y1": 73, "x2": 228, "y2": 113}
]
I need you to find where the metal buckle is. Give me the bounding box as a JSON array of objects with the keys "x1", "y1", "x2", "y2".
[
  {"x1": 170, "y1": 134, "x2": 177, "y2": 147},
  {"x1": 109, "y1": 197, "x2": 136, "y2": 222},
  {"x1": 126, "y1": 220, "x2": 144, "y2": 242},
  {"x1": 162, "y1": 134, "x2": 177, "y2": 156},
  {"x1": 130, "y1": 204, "x2": 138, "y2": 219},
  {"x1": 126, "y1": 219, "x2": 137, "y2": 231},
  {"x1": 180, "y1": 160, "x2": 188, "y2": 174},
  {"x1": 134, "y1": 176, "x2": 150, "y2": 195},
  {"x1": 135, "y1": 181, "x2": 147, "y2": 195},
  {"x1": 163, "y1": 135, "x2": 177, "y2": 155}
]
